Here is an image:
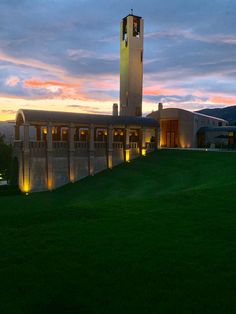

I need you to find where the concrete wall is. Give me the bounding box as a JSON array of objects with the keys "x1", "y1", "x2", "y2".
[{"x1": 15, "y1": 143, "x2": 156, "y2": 193}]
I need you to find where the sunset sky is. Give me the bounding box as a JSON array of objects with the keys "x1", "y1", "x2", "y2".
[{"x1": 1, "y1": 0, "x2": 236, "y2": 121}]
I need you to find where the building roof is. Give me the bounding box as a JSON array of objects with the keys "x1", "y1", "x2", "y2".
[
  {"x1": 123, "y1": 14, "x2": 142, "y2": 20},
  {"x1": 198, "y1": 126, "x2": 236, "y2": 133},
  {"x1": 16, "y1": 109, "x2": 159, "y2": 128},
  {"x1": 193, "y1": 111, "x2": 227, "y2": 122},
  {"x1": 148, "y1": 107, "x2": 228, "y2": 123}
]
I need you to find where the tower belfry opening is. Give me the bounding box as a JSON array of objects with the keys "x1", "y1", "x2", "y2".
[{"x1": 120, "y1": 13, "x2": 144, "y2": 117}]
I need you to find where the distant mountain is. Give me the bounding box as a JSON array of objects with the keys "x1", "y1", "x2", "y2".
[{"x1": 197, "y1": 106, "x2": 236, "y2": 124}]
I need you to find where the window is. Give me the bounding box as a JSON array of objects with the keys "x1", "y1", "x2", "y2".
[
  {"x1": 123, "y1": 18, "x2": 127, "y2": 40},
  {"x1": 133, "y1": 17, "x2": 140, "y2": 37}
]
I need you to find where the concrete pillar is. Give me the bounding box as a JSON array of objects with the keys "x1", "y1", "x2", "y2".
[
  {"x1": 113, "y1": 103, "x2": 118, "y2": 116},
  {"x1": 15, "y1": 125, "x2": 20, "y2": 140},
  {"x1": 22, "y1": 123, "x2": 30, "y2": 193},
  {"x1": 47, "y1": 123, "x2": 53, "y2": 190},
  {"x1": 69, "y1": 124, "x2": 76, "y2": 182},
  {"x1": 107, "y1": 125, "x2": 113, "y2": 169},
  {"x1": 89, "y1": 124, "x2": 95, "y2": 175},
  {"x1": 155, "y1": 127, "x2": 160, "y2": 149},
  {"x1": 124, "y1": 127, "x2": 130, "y2": 162},
  {"x1": 23, "y1": 123, "x2": 30, "y2": 150},
  {"x1": 141, "y1": 127, "x2": 146, "y2": 156}
]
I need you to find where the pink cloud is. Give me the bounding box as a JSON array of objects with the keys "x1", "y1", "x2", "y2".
[
  {"x1": 24, "y1": 79, "x2": 81, "y2": 89},
  {"x1": 143, "y1": 85, "x2": 185, "y2": 96},
  {"x1": 210, "y1": 95, "x2": 236, "y2": 105},
  {"x1": 6, "y1": 76, "x2": 20, "y2": 87}
]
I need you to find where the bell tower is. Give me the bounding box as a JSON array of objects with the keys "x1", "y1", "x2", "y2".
[
  {"x1": 120, "y1": 14, "x2": 144, "y2": 116},
  {"x1": 120, "y1": 13, "x2": 144, "y2": 117}
]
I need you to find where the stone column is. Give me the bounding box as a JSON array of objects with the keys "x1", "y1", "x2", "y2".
[
  {"x1": 47, "y1": 123, "x2": 53, "y2": 190},
  {"x1": 141, "y1": 127, "x2": 146, "y2": 156},
  {"x1": 155, "y1": 127, "x2": 160, "y2": 149},
  {"x1": 89, "y1": 124, "x2": 95, "y2": 175},
  {"x1": 107, "y1": 125, "x2": 113, "y2": 169},
  {"x1": 124, "y1": 127, "x2": 130, "y2": 162},
  {"x1": 15, "y1": 125, "x2": 20, "y2": 140},
  {"x1": 22, "y1": 123, "x2": 30, "y2": 192},
  {"x1": 69, "y1": 124, "x2": 76, "y2": 182}
]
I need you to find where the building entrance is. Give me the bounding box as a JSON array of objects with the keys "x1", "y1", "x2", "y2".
[
  {"x1": 160, "y1": 120, "x2": 179, "y2": 147},
  {"x1": 167, "y1": 132, "x2": 176, "y2": 147}
]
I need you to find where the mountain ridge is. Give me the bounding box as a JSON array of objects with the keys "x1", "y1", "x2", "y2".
[{"x1": 197, "y1": 106, "x2": 236, "y2": 124}]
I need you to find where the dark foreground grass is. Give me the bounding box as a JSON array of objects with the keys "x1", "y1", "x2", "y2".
[{"x1": 1, "y1": 150, "x2": 236, "y2": 314}]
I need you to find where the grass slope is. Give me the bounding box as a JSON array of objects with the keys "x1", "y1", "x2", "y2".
[{"x1": 1, "y1": 150, "x2": 236, "y2": 314}]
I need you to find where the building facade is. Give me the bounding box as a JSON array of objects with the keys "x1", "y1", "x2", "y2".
[
  {"x1": 13, "y1": 110, "x2": 158, "y2": 192},
  {"x1": 197, "y1": 126, "x2": 236, "y2": 149},
  {"x1": 148, "y1": 104, "x2": 228, "y2": 148}
]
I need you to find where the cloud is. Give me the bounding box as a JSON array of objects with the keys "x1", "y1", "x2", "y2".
[
  {"x1": 66, "y1": 104, "x2": 109, "y2": 114},
  {"x1": 143, "y1": 85, "x2": 185, "y2": 96},
  {"x1": 146, "y1": 29, "x2": 236, "y2": 46},
  {"x1": 1, "y1": 0, "x2": 236, "y2": 119},
  {"x1": 5, "y1": 76, "x2": 20, "y2": 86},
  {"x1": 210, "y1": 95, "x2": 236, "y2": 105},
  {"x1": 0, "y1": 51, "x2": 65, "y2": 75},
  {"x1": 24, "y1": 79, "x2": 80, "y2": 89},
  {"x1": 0, "y1": 109, "x2": 17, "y2": 114}
]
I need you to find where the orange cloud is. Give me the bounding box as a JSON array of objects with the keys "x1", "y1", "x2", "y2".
[
  {"x1": 143, "y1": 86, "x2": 184, "y2": 96},
  {"x1": 210, "y1": 96, "x2": 236, "y2": 105},
  {"x1": 24, "y1": 79, "x2": 80, "y2": 88}
]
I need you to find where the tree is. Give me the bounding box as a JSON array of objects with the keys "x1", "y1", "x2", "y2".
[{"x1": 0, "y1": 132, "x2": 12, "y2": 181}]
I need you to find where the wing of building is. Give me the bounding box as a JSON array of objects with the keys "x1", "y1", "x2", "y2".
[
  {"x1": 13, "y1": 109, "x2": 159, "y2": 192},
  {"x1": 148, "y1": 104, "x2": 228, "y2": 148}
]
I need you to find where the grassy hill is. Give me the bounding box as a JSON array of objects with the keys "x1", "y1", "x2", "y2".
[{"x1": 1, "y1": 150, "x2": 236, "y2": 314}]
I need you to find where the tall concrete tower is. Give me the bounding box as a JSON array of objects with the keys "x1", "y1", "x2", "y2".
[{"x1": 120, "y1": 13, "x2": 144, "y2": 116}]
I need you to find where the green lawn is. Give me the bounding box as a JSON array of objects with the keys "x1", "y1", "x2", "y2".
[{"x1": 1, "y1": 150, "x2": 236, "y2": 314}]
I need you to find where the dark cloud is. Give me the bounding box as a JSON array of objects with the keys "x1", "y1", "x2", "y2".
[{"x1": 1, "y1": 0, "x2": 236, "y2": 109}]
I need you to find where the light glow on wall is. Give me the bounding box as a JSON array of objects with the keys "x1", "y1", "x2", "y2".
[
  {"x1": 142, "y1": 148, "x2": 146, "y2": 156},
  {"x1": 108, "y1": 155, "x2": 113, "y2": 169},
  {"x1": 69, "y1": 170, "x2": 75, "y2": 183},
  {"x1": 47, "y1": 177, "x2": 53, "y2": 190},
  {"x1": 23, "y1": 181, "x2": 30, "y2": 193},
  {"x1": 125, "y1": 149, "x2": 130, "y2": 162}
]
